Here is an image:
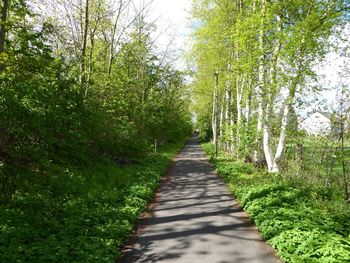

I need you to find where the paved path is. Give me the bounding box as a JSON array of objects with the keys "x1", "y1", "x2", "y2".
[{"x1": 121, "y1": 138, "x2": 280, "y2": 263}]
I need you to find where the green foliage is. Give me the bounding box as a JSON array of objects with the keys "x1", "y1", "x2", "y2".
[
  {"x1": 0, "y1": 1, "x2": 192, "y2": 261},
  {"x1": 190, "y1": 0, "x2": 347, "y2": 174},
  {"x1": 0, "y1": 2, "x2": 192, "y2": 196},
  {"x1": 202, "y1": 142, "x2": 350, "y2": 263},
  {"x1": 0, "y1": 140, "x2": 185, "y2": 262},
  {"x1": 237, "y1": 121, "x2": 257, "y2": 159}
]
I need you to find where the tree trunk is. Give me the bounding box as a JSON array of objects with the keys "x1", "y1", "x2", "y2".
[
  {"x1": 236, "y1": 76, "x2": 242, "y2": 146},
  {"x1": 266, "y1": 31, "x2": 304, "y2": 173},
  {"x1": 229, "y1": 88, "x2": 235, "y2": 154},
  {"x1": 264, "y1": 78, "x2": 298, "y2": 173},
  {"x1": 262, "y1": 12, "x2": 283, "y2": 172},
  {"x1": 253, "y1": 0, "x2": 266, "y2": 163},
  {"x1": 224, "y1": 81, "x2": 231, "y2": 151},
  {"x1": 0, "y1": 0, "x2": 9, "y2": 70},
  {"x1": 235, "y1": 0, "x2": 243, "y2": 156},
  {"x1": 212, "y1": 71, "x2": 219, "y2": 158},
  {"x1": 219, "y1": 93, "x2": 225, "y2": 143},
  {"x1": 263, "y1": 102, "x2": 274, "y2": 171},
  {"x1": 271, "y1": 101, "x2": 291, "y2": 172},
  {"x1": 295, "y1": 143, "x2": 303, "y2": 176},
  {"x1": 340, "y1": 86, "x2": 349, "y2": 200},
  {"x1": 245, "y1": 85, "x2": 252, "y2": 125},
  {"x1": 224, "y1": 81, "x2": 230, "y2": 124},
  {"x1": 80, "y1": 0, "x2": 89, "y2": 92}
]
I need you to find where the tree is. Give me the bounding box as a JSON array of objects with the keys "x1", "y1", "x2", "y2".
[
  {"x1": 0, "y1": 0, "x2": 9, "y2": 58},
  {"x1": 190, "y1": 0, "x2": 347, "y2": 173}
]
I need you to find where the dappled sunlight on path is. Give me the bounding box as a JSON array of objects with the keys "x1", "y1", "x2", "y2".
[{"x1": 120, "y1": 137, "x2": 280, "y2": 263}]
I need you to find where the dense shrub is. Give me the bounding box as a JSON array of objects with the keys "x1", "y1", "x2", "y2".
[{"x1": 0, "y1": 141, "x2": 185, "y2": 262}]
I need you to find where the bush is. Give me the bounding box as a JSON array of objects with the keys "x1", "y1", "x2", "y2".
[
  {"x1": 202, "y1": 142, "x2": 350, "y2": 263},
  {"x1": 0, "y1": 140, "x2": 185, "y2": 262}
]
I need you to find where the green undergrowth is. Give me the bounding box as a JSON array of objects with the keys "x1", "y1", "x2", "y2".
[
  {"x1": 202, "y1": 142, "x2": 350, "y2": 263},
  {"x1": 0, "y1": 140, "x2": 185, "y2": 262}
]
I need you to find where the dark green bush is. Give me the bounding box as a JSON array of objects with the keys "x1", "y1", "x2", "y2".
[{"x1": 0, "y1": 141, "x2": 184, "y2": 262}]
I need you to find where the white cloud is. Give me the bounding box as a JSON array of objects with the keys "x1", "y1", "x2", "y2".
[
  {"x1": 147, "y1": 0, "x2": 192, "y2": 69},
  {"x1": 315, "y1": 24, "x2": 350, "y2": 110}
]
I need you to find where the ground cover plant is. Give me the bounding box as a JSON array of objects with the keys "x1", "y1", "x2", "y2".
[
  {"x1": 0, "y1": 140, "x2": 185, "y2": 262},
  {"x1": 202, "y1": 142, "x2": 350, "y2": 263}
]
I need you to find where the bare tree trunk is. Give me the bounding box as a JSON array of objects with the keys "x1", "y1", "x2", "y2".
[
  {"x1": 212, "y1": 71, "x2": 219, "y2": 158},
  {"x1": 0, "y1": 0, "x2": 9, "y2": 70}
]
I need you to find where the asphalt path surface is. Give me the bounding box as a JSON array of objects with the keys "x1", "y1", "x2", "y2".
[{"x1": 121, "y1": 137, "x2": 280, "y2": 263}]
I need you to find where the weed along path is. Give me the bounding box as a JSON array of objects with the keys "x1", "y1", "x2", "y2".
[{"x1": 120, "y1": 137, "x2": 280, "y2": 263}]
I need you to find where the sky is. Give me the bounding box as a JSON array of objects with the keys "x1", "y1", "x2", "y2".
[
  {"x1": 312, "y1": 25, "x2": 350, "y2": 112},
  {"x1": 141, "y1": 0, "x2": 349, "y2": 112},
  {"x1": 147, "y1": 0, "x2": 192, "y2": 68}
]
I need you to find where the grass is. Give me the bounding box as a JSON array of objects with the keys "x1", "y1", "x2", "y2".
[
  {"x1": 0, "y1": 139, "x2": 186, "y2": 262},
  {"x1": 202, "y1": 142, "x2": 350, "y2": 263},
  {"x1": 283, "y1": 136, "x2": 350, "y2": 200}
]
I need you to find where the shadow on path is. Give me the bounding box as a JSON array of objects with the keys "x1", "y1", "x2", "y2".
[{"x1": 120, "y1": 137, "x2": 280, "y2": 263}]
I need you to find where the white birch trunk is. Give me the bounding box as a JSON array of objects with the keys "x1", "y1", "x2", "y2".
[
  {"x1": 219, "y1": 94, "x2": 225, "y2": 142},
  {"x1": 236, "y1": 76, "x2": 244, "y2": 154},
  {"x1": 263, "y1": 124, "x2": 274, "y2": 171},
  {"x1": 224, "y1": 81, "x2": 231, "y2": 152},
  {"x1": 224, "y1": 81, "x2": 230, "y2": 123},
  {"x1": 263, "y1": 13, "x2": 282, "y2": 172},
  {"x1": 212, "y1": 71, "x2": 219, "y2": 158},
  {"x1": 271, "y1": 103, "x2": 290, "y2": 172},
  {"x1": 229, "y1": 90, "x2": 235, "y2": 153},
  {"x1": 245, "y1": 84, "x2": 252, "y2": 125},
  {"x1": 253, "y1": 0, "x2": 266, "y2": 163},
  {"x1": 264, "y1": 79, "x2": 298, "y2": 173}
]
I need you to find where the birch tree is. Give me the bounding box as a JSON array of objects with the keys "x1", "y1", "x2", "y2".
[
  {"x1": 191, "y1": 0, "x2": 347, "y2": 173},
  {"x1": 212, "y1": 71, "x2": 219, "y2": 157}
]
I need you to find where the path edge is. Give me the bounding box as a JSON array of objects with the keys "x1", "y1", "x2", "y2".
[
  {"x1": 199, "y1": 142, "x2": 281, "y2": 262},
  {"x1": 116, "y1": 136, "x2": 191, "y2": 262}
]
